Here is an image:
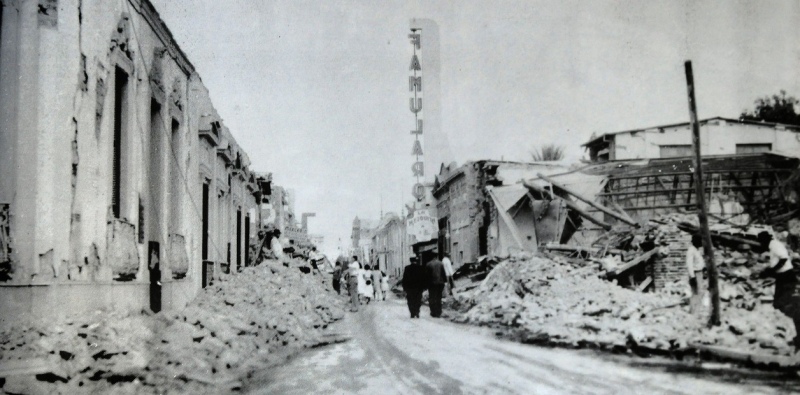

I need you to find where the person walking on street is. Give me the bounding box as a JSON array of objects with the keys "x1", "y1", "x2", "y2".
[
  {"x1": 757, "y1": 231, "x2": 800, "y2": 352},
  {"x1": 372, "y1": 266, "x2": 384, "y2": 302},
  {"x1": 346, "y1": 257, "x2": 361, "y2": 312},
  {"x1": 332, "y1": 260, "x2": 342, "y2": 295},
  {"x1": 359, "y1": 265, "x2": 372, "y2": 303},
  {"x1": 380, "y1": 272, "x2": 389, "y2": 301},
  {"x1": 442, "y1": 254, "x2": 455, "y2": 297},
  {"x1": 425, "y1": 252, "x2": 447, "y2": 318},
  {"x1": 402, "y1": 257, "x2": 427, "y2": 318}
]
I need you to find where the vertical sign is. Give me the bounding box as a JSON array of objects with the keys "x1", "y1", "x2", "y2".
[{"x1": 409, "y1": 29, "x2": 425, "y2": 201}]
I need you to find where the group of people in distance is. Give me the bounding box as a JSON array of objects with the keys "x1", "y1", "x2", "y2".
[
  {"x1": 401, "y1": 251, "x2": 455, "y2": 319},
  {"x1": 332, "y1": 256, "x2": 389, "y2": 312}
]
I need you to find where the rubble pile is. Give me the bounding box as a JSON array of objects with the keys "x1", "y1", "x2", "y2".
[
  {"x1": 453, "y1": 253, "x2": 797, "y2": 358},
  {"x1": 0, "y1": 258, "x2": 344, "y2": 394}
]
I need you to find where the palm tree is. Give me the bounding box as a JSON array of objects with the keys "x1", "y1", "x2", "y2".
[{"x1": 530, "y1": 144, "x2": 565, "y2": 161}]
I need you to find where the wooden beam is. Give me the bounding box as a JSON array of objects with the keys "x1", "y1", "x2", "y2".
[
  {"x1": 607, "y1": 248, "x2": 658, "y2": 276},
  {"x1": 686, "y1": 60, "x2": 720, "y2": 326},
  {"x1": 587, "y1": 203, "x2": 697, "y2": 211},
  {"x1": 607, "y1": 168, "x2": 792, "y2": 181},
  {"x1": 676, "y1": 222, "x2": 760, "y2": 247},
  {"x1": 523, "y1": 181, "x2": 613, "y2": 231},
  {"x1": 637, "y1": 276, "x2": 653, "y2": 292},
  {"x1": 608, "y1": 199, "x2": 636, "y2": 224},
  {"x1": 537, "y1": 173, "x2": 639, "y2": 227},
  {"x1": 598, "y1": 184, "x2": 774, "y2": 197},
  {"x1": 767, "y1": 209, "x2": 799, "y2": 224}
]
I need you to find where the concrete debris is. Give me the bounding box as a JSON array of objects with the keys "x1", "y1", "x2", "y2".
[
  {"x1": 0, "y1": 258, "x2": 344, "y2": 394},
  {"x1": 452, "y1": 253, "x2": 797, "y2": 360}
]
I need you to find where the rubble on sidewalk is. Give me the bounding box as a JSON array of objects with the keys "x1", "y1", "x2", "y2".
[
  {"x1": 451, "y1": 252, "x2": 798, "y2": 361},
  {"x1": 0, "y1": 258, "x2": 344, "y2": 394}
]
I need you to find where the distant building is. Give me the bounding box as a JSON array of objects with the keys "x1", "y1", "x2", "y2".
[
  {"x1": 370, "y1": 213, "x2": 412, "y2": 278},
  {"x1": 583, "y1": 117, "x2": 800, "y2": 162},
  {"x1": 351, "y1": 217, "x2": 377, "y2": 264}
]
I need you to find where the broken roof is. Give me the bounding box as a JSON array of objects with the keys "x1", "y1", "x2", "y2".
[{"x1": 582, "y1": 117, "x2": 800, "y2": 148}]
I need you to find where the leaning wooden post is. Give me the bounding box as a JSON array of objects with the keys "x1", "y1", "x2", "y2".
[{"x1": 684, "y1": 60, "x2": 720, "y2": 327}]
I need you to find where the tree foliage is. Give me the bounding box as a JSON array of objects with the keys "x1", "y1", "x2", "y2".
[
  {"x1": 740, "y1": 90, "x2": 800, "y2": 126},
  {"x1": 530, "y1": 144, "x2": 565, "y2": 161}
]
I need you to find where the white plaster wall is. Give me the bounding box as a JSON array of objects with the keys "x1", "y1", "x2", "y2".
[{"x1": 612, "y1": 121, "x2": 800, "y2": 160}]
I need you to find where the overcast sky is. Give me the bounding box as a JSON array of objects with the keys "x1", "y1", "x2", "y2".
[{"x1": 150, "y1": 0, "x2": 800, "y2": 257}]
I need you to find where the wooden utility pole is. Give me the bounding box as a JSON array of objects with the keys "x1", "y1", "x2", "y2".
[{"x1": 684, "y1": 60, "x2": 720, "y2": 326}]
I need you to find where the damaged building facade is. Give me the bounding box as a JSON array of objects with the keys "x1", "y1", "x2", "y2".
[
  {"x1": 0, "y1": 0, "x2": 262, "y2": 320},
  {"x1": 432, "y1": 161, "x2": 599, "y2": 272}
]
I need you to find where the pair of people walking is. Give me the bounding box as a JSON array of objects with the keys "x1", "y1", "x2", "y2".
[{"x1": 402, "y1": 251, "x2": 449, "y2": 319}]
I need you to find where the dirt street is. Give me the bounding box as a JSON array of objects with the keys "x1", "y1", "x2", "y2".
[{"x1": 245, "y1": 296, "x2": 800, "y2": 395}]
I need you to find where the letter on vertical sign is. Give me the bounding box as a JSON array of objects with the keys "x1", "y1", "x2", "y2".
[
  {"x1": 411, "y1": 119, "x2": 423, "y2": 135},
  {"x1": 409, "y1": 98, "x2": 422, "y2": 113},
  {"x1": 408, "y1": 33, "x2": 420, "y2": 49},
  {"x1": 412, "y1": 140, "x2": 423, "y2": 156},
  {"x1": 410, "y1": 55, "x2": 421, "y2": 71},
  {"x1": 409, "y1": 76, "x2": 422, "y2": 92},
  {"x1": 412, "y1": 162, "x2": 424, "y2": 177},
  {"x1": 412, "y1": 183, "x2": 425, "y2": 200}
]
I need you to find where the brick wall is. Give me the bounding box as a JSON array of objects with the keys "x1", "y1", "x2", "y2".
[{"x1": 653, "y1": 224, "x2": 692, "y2": 290}]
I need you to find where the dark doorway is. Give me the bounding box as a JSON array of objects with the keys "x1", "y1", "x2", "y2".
[
  {"x1": 148, "y1": 241, "x2": 161, "y2": 313},
  {"x1": 438, "y1": 217, "x2": 449, "y2": 259},
  {"x1": 226, "y1": 243, "x2": 231, "y2": 274},
  {"x1": 236, "y1": 209, "x2": 242, "y2": 271},
  {"x1": 244, "y1": 214, "x2": 251, "y2": 267},
  {"x1": 111, "y1": 67, "x2": 129, "y2": 218},
  {"x1": 201, "y1": 181, "x2": 209, "y2": 287}
]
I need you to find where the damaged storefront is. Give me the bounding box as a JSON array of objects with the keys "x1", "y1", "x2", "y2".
[
  {"x1": 0, "y1": 0, "x2": 261, "y2": 320},
  {"x1": 432, "y1": 160, "x2": 604, "y2": 272}
]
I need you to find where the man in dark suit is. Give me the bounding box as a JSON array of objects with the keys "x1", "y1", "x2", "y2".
[
  {"x1": 425, "y1": 252, "x2": 447, "y2": 318},
  {"x1": 402, "y1": 256, "x2": 427, "y2": 319}
]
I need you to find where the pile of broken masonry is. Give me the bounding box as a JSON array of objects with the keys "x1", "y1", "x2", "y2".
[
  {"x1": 0, "y1": 258, "x2": 344, "y2": 394},
  {"x1": 452, "y1": 213, "x2": 800, "y2": 365}
]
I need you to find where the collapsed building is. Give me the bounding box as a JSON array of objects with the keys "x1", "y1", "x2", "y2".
[
  {"x1": 0, "y1": 0, "x2": 269, "y2": 320},
  {"x1": 432, "y1": 160, "x2": 602, "y2": 272},
  {"x1": 428, "y1": 118, "x2": 800, "y2": 291}
]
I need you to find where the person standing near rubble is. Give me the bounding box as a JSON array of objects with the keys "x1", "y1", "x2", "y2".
[
  {"x1": 271, "y1": 229, "x2": 286, "y2": 264},
  {"x1": 309, "y1": 247, "x2": 323, "y2": 274},
  {"x1": 757, "y1": 231, "x2": 800, "y2": 351},
  {"x1": 402, "y1": 257, "x2": 426, "y2": 318},
  {"x1": 332, "y1": 260, "x2": 343, "y2": 295},
  {"x1": 442, "y1": 254, "x2": 455, "y2": 297},
  {"x1": 426, "y1": 252, "x2": 448, "y2": 318},
  {"x1": 686, "y1": 234, "x2": 705, "y2": 312},
  {"x1": 371, "y1": 266, "x2": 384, "y2": 302}
]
